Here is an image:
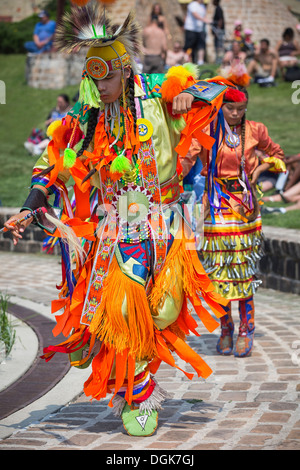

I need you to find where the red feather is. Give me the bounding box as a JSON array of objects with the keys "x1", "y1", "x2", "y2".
[{"x1": 224, "y1": 88, "x2": 247, "y2": 103}]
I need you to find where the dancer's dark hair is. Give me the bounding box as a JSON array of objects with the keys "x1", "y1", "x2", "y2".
[
  {"x1": 76, "y1": 106, "x2": 99, "y2": 158},
  {"x1": 128, "y1": 68, "x2": 137, "y2": 134}
]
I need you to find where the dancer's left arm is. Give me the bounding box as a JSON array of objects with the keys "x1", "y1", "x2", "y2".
[{"x1": 251, "y1": 122, "x2": 286, "y2": 185}]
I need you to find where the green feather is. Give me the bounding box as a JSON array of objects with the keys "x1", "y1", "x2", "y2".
[
  {"x1": 64, "y1": 148, "x2": 77, "y2": 169},
  {"x1": 170, "y1": 115, "x2": 186, "y2": 134},
  {"x1": 182, "y1": 62, "x2": 199, "y2": 78},
  {"x1": 110, "y1": 154, "x2": 132, "y2": 174}
]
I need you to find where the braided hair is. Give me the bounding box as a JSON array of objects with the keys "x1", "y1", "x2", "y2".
[
  {"x1": 76, "y1": 106, "x2": 99, "y2": 158},
  {"x1": 238, "y1": 86, "x2": 248, "y2": 176},
  {"x1": 128, "y1": 68, "x2": 137, "y2": 134}
]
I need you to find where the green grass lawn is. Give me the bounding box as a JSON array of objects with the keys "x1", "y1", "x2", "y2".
[
  {"x1": 0, "y1": 54, "x2": 78, "y2": 208},
  {"x1": 0, "y1": 54, "x2": 299, "y2": 228}
]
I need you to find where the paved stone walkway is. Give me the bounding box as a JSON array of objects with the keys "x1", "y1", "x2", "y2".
[{"x1": 0, "y1": 252, "x2": 299, "y2": 451}]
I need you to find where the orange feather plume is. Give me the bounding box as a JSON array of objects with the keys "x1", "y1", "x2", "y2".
[
  {"x1": 96, "y1": 0, "x2": 117, "y2": 4},
  {"x1": 70, "y1": 0, "x2": 90, "y2": 6}
]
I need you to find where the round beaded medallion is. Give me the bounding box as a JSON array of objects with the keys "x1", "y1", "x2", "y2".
[
  {"x1": 111, "y1": 185, "x2": 154, "y2": 243},
  {"x1": 86, "y1": 56, "x2": 109, "y2": 80}
]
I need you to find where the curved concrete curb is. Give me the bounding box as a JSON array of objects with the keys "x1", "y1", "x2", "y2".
[
  {"x1": 0, "y1": 314, "x2": 38, "y2": 392},
  {"x1": 0, "y1": 297, "x2": 91, "y2": 440}
]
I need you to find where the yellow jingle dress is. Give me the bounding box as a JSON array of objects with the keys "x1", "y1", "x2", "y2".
[{"x1": 199, "y1": 120, "x2": 285, "y2": 300}]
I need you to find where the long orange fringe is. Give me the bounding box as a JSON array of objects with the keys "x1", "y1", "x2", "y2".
[
  {"x1": 88, "y1": 256, "x2": 157, "y2": 361},
  {"x1": 149, "y1": 230, "x2": 228, "y2": 330},
  {"x1": 43, "y1": 227, "x2": 229, "y2": 403}
]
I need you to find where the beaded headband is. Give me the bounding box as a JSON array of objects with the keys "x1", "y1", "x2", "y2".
[{"x1": 85, "y1": 51, "x2": 131, "y2": 80}]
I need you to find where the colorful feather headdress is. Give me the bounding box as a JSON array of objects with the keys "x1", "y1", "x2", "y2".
[{"x1": 54, "y1": 1, "x2": 143, "y2": 74}]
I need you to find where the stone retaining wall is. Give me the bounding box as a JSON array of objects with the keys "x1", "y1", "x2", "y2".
[
  {"x1": 260, "y1": 226, "x2": 300, "y2": 296},
  {"x1": 25, "y1": 50, "x2": 87, "y2": 90},
  {"x1": 0, "y1": 208, "x2": 299, "y2": 295}
]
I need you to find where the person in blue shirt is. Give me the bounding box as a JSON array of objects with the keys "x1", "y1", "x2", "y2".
[{"x1": 24, "y1": 10, "x2": 56, "y2": 54}]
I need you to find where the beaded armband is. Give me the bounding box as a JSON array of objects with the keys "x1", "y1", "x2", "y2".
[{"x1": 181, "y1": 80, "x2": 227, "y2": 104}]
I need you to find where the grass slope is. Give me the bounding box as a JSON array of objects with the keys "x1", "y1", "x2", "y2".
[{"x1": 0, "y1": 54, "x2": 78, "y2": 207}]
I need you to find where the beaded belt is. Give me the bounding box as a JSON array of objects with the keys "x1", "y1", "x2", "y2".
[{"x1": 206, "y1": 177, "x2": 245, "y2": 194}]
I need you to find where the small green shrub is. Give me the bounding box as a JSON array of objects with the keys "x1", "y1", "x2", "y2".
[
  {"x1": 0, "y1": 17, "x2": 36, "y2": 53},
  {"x1": 0, "y1": 293, "x2": 16, "y2": 358}
]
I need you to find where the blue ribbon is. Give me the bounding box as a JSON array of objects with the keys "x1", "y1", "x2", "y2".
[
  {"x1": 207, "y1": 109, "x2": 228, "y2": 224},
  {"x1": 59, "y1": 239, "x2": 76, "y2": 297}
]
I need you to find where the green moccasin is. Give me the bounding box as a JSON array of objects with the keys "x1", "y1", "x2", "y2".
[{"x1": 121, "y1": 403, "x2": 158, "y2": 437}]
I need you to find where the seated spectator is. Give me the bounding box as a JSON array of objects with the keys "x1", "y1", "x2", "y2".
[
  {"x1": 262, "y1": 154, "x2": 300, "y2": 212},
  {"x1": 284, "y1": 153, "x2": 300, "y2": 191},
  {"x1": 259, "y1": 153, "x2": 300, "y2": 194},
  {"x1": 233, "y1": 19, "x2": 243, "y2": 42},
  {"x1": 45, "y1": 94, "x2": 71, "y2": 127},
  {"x1": 262, "y1": 181, "x2": 300, "y2": 213},
  {"x1": 220, "y1": 40, "x2": 250, "y2": 87},
  {"x1": 165, "y1": 41, "x2": 190, "y2": 68},
  {"x1": 222, "y1": 40, "x2": 247, "y2": 66},
  {"x1": 24, "y1": 10, "x2": 56, "y2": 54},
  {"x1": 242, "y1": 28, "x2": 256, "y2": 58},
  {"x1": 275, "y1": 27, "x2": 300, "y2": 78},
  {"x1": 24, "y1": 94, "x2": 71, "y2": 156},
  {"x1": 247, "y1": 38, "x2": 277, "y2": 85}
]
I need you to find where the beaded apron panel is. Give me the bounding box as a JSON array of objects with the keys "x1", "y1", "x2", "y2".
[{"x1": 80, "y1": 137, "x2": 171, "y2": 326}]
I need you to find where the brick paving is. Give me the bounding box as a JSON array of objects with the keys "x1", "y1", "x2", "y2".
[
  {"x1": 0, "y1": 303, "x2": 70, "y2": 420},
  {"x1": 0, "y1": 251, "x2": 300, "y2": 451}
]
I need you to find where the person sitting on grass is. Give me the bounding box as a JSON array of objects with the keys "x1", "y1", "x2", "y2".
[
  {"x1": 262, "y1": 182, "x2": 300, "y2": 212},
  {"x1": 275, "y1": 27, "x2": 300, "y2": 79},
  {"x1": 284, "y1": 153, "x2": 300, "y2": 191},
  {"x1": 247, "y1": 38, "x2": 278, "y2": 86}
]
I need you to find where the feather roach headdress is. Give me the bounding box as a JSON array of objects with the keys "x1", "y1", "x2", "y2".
[
  {"x1": 54, "y1": 2, "x2": 143, "y2": 73},
  {"x1": 44, "y1": 0, "x2": 144, "y2": 178}
]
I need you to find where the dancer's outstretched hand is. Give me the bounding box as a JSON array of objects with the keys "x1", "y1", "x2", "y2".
[
  {"x1": 172, "y1": 92, "x2": 194, "y2": 115},
  {"x1": 4, "y1": 211, "x2": 32, "y2": 245}
]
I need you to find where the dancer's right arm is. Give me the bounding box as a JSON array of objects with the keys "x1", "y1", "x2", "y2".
[{"x1": 4, "y1": 185, "x2": 49, "y2": 245}]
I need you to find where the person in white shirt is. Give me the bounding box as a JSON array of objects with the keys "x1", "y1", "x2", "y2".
[{"x1": 183, "y1": 0, "x2": 210, "y2": 65}]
